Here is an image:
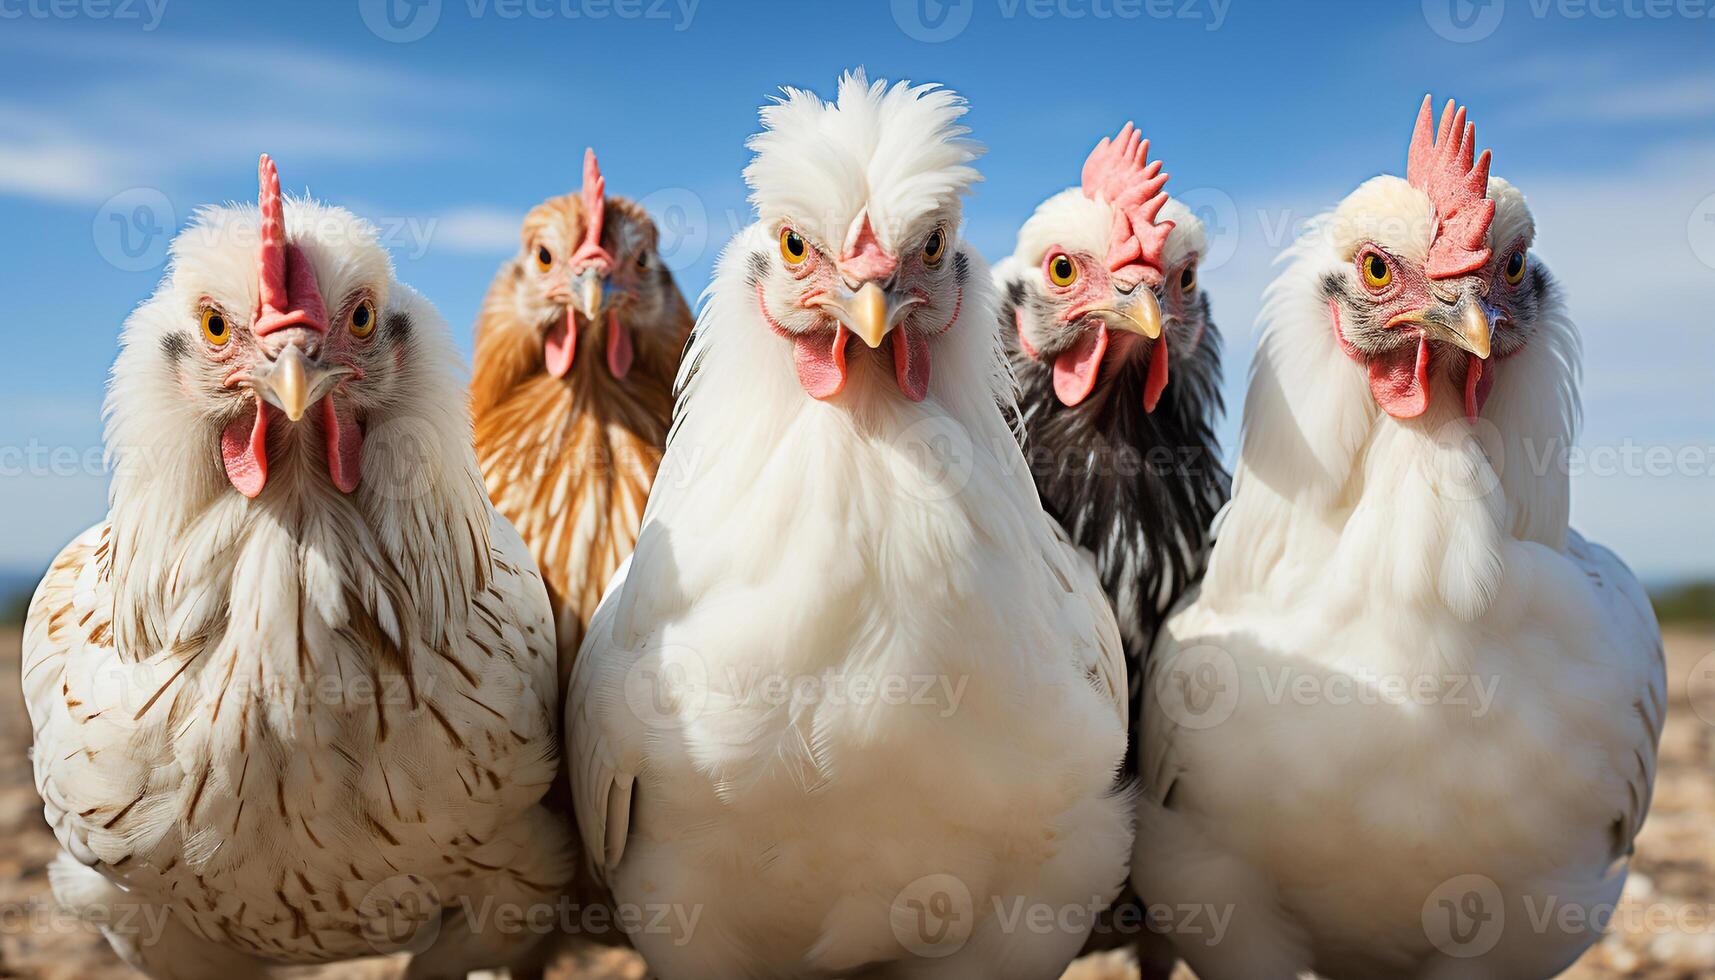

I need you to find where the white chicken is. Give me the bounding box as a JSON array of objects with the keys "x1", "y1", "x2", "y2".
[
  {"x1": 567, "y1": 71, "x2": 1133, "y2": 979},
  {"x1": 1134, "y1": 97, "x2": 1666, "y2": 978},
  {"x1": 24, "y1": 156, "x2": 571, "y2": 979}
]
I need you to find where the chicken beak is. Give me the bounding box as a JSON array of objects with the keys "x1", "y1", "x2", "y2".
[
  {"x1": 571, "y1": 267, "x2": 607, "y2": 322},
  {"x1": 1111, "y1": 290, "x2": 1164, "y2": 340},
  {"x1": 253, "y1": 343, "x2": 352, "y2": 422},
  {"x1": 1422, "y1": 296, "x2": 1493, "y2": 360},
  {"x1": 810, "y1": 281, "x2": 919, "y2": 349}
]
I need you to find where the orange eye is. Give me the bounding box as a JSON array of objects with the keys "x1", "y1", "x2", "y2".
[
  {"x1": 1360, "y1": 250, "x2": 1392, "y2": 290},
  {"x1": 200, "y1": 307, "x2": 230, "y2": 346},
  {"x1": 535, "y1": 245, "x2": 553, "y2": 272},
  {"x1": 1046, "y1": 253, "x2": 1078, "y2": 287},
  {"x1": 349, "y1": 298, "x2": 377, "y2": 338},
  {"x1": 1503, "y1": 248, "x2": 1527, "y2": 285},
  {"x1": 780, "y1": 228, "x2": 808, "y2": 266}
]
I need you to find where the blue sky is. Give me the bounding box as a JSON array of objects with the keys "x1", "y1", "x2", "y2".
[{"x1": 0, "y1": 0, "x2": 1709, "y2": 583}]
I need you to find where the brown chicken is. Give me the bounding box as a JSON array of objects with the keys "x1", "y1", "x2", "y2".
[{"x1": 472, "y1": 149, "x2": 692, "y2": 681}]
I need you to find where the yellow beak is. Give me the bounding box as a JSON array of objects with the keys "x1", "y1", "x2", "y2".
[
  {"x1": 1087, "y1": 289, "x2": 1163, "y2": 340},
  {"x1": 572, "y1": 270, "x2": 607, "y2": 322},
  {"x1": 809, "y1": 281, "x2": 917, "y2": 349},
  {"x1": 254, "y1": 343, "x2": 352, "y2": 422}
]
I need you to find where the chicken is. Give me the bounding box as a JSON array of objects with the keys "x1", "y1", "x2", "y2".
[
  {"x1": 996, "y1": 123, "x2": 1228, "y2": 720},
  {"x1": 471, "y1": 149, "x2": 692, "y2": 684},
  {"x1": 995, "y1": 124, "x2": 1227, "y2": 976},
  {"x1": 1134, "y1": 97, "x2": 1666, "y2": 979},
  {"x1": 24, "y1": 156, "x2": 571, "y2": 979},
  {"x1": 567, "y1": 71, "x2": 1132, "y2": 979}
]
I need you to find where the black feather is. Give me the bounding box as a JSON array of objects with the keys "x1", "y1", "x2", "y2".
[
  {"x1": 160, "y1": 333, "x2": 189, "y2": 365},
  {"x1": 1001, "y1": 276, "x2": 1229, "y2": 772}
]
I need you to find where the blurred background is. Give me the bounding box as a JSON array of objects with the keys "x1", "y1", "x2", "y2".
[{"x1": 0, "y1": 0, "x2": 1709, "y2": 976}]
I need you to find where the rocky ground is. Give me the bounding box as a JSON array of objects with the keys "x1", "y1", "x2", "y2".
[{"x1": 3, "y1": 628, "x2": 1712, "y2": 979}]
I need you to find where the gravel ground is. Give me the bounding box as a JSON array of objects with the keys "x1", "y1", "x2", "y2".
[{"x1": 4, "y1": 627, "x2": 1711, "y2": 979}]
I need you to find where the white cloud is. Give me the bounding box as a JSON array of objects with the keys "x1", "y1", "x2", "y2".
[{"x1": 429, "y1": 207, "x2": 525, "y2": 254}]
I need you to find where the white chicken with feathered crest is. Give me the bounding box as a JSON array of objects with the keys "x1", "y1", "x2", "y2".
[
  {"x1": 1134, "y1": 97, "x2": 1666, "y2": 978},
  {"x1": 567, "y1": 71, "x2": 1132, "y2": 979},
  {"x1": 24, "y1": 156, "x2": 571, "y2": 979}
]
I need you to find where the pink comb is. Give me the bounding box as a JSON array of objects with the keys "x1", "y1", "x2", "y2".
[
  {"x1": 1081, "y1": 123, "x2": 1173, "y2": 279},
  {"x1": 1406, "y1": 96, "x2": 1495, "y2": 279},
  {"x1": 253, "y1": 154, "x2": 327, "y2": 336},
  {"x1": 570, "y1": 147, "x2": 614, "y2": 271}
]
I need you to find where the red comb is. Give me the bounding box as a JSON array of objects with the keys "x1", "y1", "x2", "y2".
[
  {"x1": 1406, "y1": 96, "x2": 1495, "y2": 279},
  {"x1": 570, "y1": 147, "x2": 613, "y2": 271},
  {"x1": 1080, "y1": 123, "x2": 1173, "y2": 279},
  {"x1": 253, "y1": 154, "x2": 327, "y2": 336}
]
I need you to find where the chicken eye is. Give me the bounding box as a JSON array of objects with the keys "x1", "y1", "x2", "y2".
[
  {"x1": 637, "y1": 250, "x2": 650, "y2": 270},
  {"x1": 780, "y1": 228, "x2": 808, "y2": 266},
  {"x1": 200, "y1": 308, "x2": 231, "y2": 346},
  {"x1": 922, "y1": 228, "x2": 947, "y2": 267},
  {"x1": 1359, "y1": 251, "x2": 1393, "y2": 290},
  {"x1": 1504, "y1": 248, "x2": 1527, "y2": 285},
  {"x1": 535, "y1": 245, "x2": 553, "y2": 272},
  {"x1": 1046, "y1": 253, "x2": 1078, "y2": 288},
  {"x1": 349, "y1": 298, "x2": 377, "y2": 338},
  {"x1": 1180, "y1": 266, "x2": 1198, "y2": 296}
]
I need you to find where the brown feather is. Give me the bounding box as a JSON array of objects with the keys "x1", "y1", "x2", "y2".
[{"x1": 471, "y1": 190, "x2": 691, "y2": 688}]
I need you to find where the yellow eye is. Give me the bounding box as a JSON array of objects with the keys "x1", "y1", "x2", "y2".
[
  {"x1": 780, "y1": 228, "x2": 808, "y2": 266},
  {"x1": 1360, "y1": 251, "x2": 1393, "y2": 290},
  {"x1": 1046, "y1": 253, "x2": 1078, "y2": 288},
  {"x1": 349, "y1": 298, "x2": 378, "y2": 338},
  {"x1": 1180, "y1": 265, "x2": 1198, "y2": 296},
  {"x1": 1504, "y1": 248, "x2": 1527, "y2": 285},
  {"x1": 535, "y1": 245, "x2": 553, "y2": 272},
  {"x1": 922, "y1": 228, "x2": 947, "y2": 267},
  {"x1": 200, "y1": 307, "x2": 231, "y2": 346}
]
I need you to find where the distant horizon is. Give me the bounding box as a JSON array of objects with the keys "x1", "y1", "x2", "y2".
[{"x1": 0, "y1": 0, "x2": 1709, "y2": 582}]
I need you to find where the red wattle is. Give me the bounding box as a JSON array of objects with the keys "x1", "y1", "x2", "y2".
[
  {"x1": 1143, "y1": 333, "x2": 1170, "y2": 413},
  {"x1": 792, "y1": 326, "x2": 850, "y2": 400},
  {"x1": 606, "y1": 310, "x2": 633, "y2": 379},
  {"x1": 1369, "y1": 335, "x2": 1433, "y2": 419},
  {"x1": 1464, "y1": 354, "x2": 1493, "y2": 420},
  {"x1": 222, "y1": 401, "x2": 271, "y2": 498},
  {"x1": 545, "y1": 310, "x2": 577, "y2": 379},
  {"x1": 1051, "y1": 326, "x2": 1108, "y2": 407},
  {"x1": 323, "y1": 397, "x2": 362, "y2": 494},
  {"x1": 893, "y1": 328, "x2": 930, "y2": 402}
]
